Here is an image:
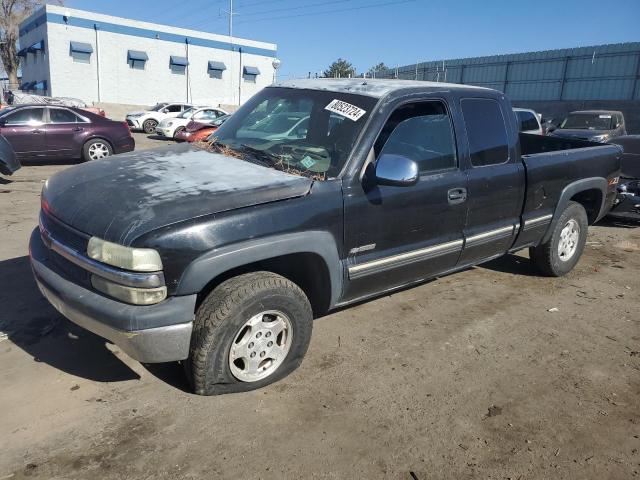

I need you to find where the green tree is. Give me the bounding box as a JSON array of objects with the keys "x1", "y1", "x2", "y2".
[
  {"x1": 323, "y1": 58, "x2": 356, "y2": 79},
  {"x1": 1, "y1": 0, "x2": 61, "y2": 87},
  {"x1": 367, "y1": 62, "x2": 389, "y2": 77}
]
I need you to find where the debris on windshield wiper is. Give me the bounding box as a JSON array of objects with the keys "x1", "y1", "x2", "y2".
[{"x1": 197, "y1": 138, "x2": 327, "y2": 181}]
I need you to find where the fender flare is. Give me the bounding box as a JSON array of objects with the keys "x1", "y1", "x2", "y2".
[
  {"x1": 176, "y1": 231, "x2": 343, "y2": 308},
  {"x1": 541, "y1": 177, "x2": 607, "y2": 243}
]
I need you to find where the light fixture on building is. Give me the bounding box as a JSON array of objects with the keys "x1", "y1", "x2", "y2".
[
  {"x1": 63, "y1": 10, "x2": 70, "y2": 24},
  {"x1": 272, "y1": 58, "x2": 281, "y2": 83}
]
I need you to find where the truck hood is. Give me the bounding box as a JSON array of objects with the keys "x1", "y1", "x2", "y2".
[{"x1": 42, "y1": 143, "x2": 312, "y2": 245}]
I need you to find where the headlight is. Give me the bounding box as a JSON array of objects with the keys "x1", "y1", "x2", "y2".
[
  {"x1": 91, "y1": 275, "x2": 167, "y2": 305},
  {"x1": 87, "y1": 237, "x2": 163, "y2": 272},
  {"x1": 592, "y1": 135, "x2": 608, "y2": 142},
  {"x1": 166, "y1": 122, "x2": 173, "y2": 127},
  {"x1": 128, "y1": 113, "x2": 142, "y2": 118}
]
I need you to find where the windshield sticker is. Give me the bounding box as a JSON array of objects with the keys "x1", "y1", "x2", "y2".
[
  {"x1": 599, "y1": 115, "x2": 612, "y2": 119},
  {"x1": 325, "y1": 99, "x2": 366, "y2": 121},
  {"x1": 300, "y1": 156, "x2": 316, "y2": 169}
]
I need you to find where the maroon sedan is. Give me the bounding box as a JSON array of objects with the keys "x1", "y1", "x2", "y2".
[{"x1": 0, "y1": 104, "x2": 134, "y2": 161}]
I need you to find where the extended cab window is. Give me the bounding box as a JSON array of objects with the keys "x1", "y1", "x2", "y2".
[
  {"x1": 462, "y1": 98, "x2": 509, "y2": 167},
  {"x1": 374, "y1": 102, "x2": 457, "y2": 173}
]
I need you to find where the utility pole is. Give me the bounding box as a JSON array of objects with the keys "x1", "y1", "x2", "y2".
[{"x1": 222, "y1": 0, "x2": 239, "y2": 104}]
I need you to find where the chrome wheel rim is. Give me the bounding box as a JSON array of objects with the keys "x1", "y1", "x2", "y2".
[
  {"x1": 558, "y1": 219, "x2": 580, "y2": 261},
  {"x1": 88, "y1": 142, "x2": 109, "y2": 160},
  {"x1": 229, "y1": 310, "x2": 293, "y2": 382}
]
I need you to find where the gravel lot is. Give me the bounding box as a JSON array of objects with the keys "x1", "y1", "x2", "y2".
[{"x1": 0, "y1": 132, "x2": 638, "y2": 479}]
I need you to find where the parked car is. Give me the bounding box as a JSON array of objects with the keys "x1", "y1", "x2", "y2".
[
  {"x1": 156, "y1": 106, "x2": 227, "y2": 139},
  {"x1": 236, "y1": 112, "x2": 310, "y2": 141},
  {"x1": 4, "y1": 91, "x2": 106, "y2": 117},
  {"x1": 126, "y1": 102, "x2": 192, "y2": 134},
  {"x1": 514, "y1": 108, "x2": 543, "y2": 135},
  {"x1": 550, "y1": 110, "x2": 626, "y2": 142},
  {"x1": 30, "y1": 79, "x2": 621, "y2": 395},
  {"x1": 608, "y1": 136, "x2": 640, "y2": 221},
  {"x1": 0, "y1": 104, "x2": 134, "y2": 161},
  {"x1": 0, "y1": 135, "x2": 20, "y2": 175},
  {"x1": 175, "y1": 114, "x2": 230, "y2": 142}
]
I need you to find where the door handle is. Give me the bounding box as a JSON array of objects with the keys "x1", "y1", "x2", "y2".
[
  {"x1": 448, "y1": 187, "x2": 467, "y2": 205},
  {"x1": 31, "y1": 129, "x2": 43, "y2": 134},
  {"x1": 73, "y1": 127, "x2": 84, "y2": 132}
]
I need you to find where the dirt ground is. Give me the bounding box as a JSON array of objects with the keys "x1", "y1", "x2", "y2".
[{"x1": 0, "y1": 132, "x2": 639, "y2": 479}]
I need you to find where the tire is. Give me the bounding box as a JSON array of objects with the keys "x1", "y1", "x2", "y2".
[
  {"x1": 173, "y1": 126, "x2": 186, "y2": 138},
  {"x1": 143, "y1": 119, "x2": 158, "y2": 134},
  {"x1": 185, "y1": 272, "x2": 313, "y2": 396},
  {"x1": 82, "y1": 138, "x2": 113, "y2": 161},
  {"x1": 529, "y1": 201, "x2": 588, "y2": 277}
]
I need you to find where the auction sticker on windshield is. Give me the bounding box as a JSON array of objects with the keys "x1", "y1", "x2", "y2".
[{"x1": 325, "y1": 99, "x2": 366, "y2": 121}]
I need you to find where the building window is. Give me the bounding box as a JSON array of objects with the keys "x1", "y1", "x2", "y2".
[
  {"x1": 243, "y1": 66, "x2": 260, "y2": 83},
  {"x1": 170, "y1": 55, "x2": 188, "y2": 75},
  {"x1": 208, "y1": 61, "x2": 226, "y2": 79},
  {"x1": 127, "y1": 50, "x2": 148, "y2": 70},
  {"x1": 70, "y1": 42, "x2": 93, "y2": 64}
]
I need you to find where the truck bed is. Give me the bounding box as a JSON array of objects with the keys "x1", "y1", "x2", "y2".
[{"x1": 511, "y1": 133, "x2": 622, "y2": 250}]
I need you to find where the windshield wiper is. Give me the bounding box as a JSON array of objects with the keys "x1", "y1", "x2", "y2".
[{"x1": 238, "y1": 144, "x2": 282, "y2": 165}]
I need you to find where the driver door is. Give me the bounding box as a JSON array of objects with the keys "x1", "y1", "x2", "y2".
[
  {"x1": 342, "y1": 100, "x2": 468, "y2": 301},
  {"x1": 0, "y1": 107, "x2": 47, "y2": 160}
]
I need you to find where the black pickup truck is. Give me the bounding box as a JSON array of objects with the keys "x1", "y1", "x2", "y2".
[{"x1": 30, "y1": 79, "x2": 621, "y2": 395}]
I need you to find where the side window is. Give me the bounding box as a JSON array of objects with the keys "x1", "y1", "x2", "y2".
[
  {"x1": 4, "y1": 108, "x2": 45, "y2": 125},
  {"x1": 461, "y1": 98, "x2": 509, "y2": 167},
  {"x1": 374, "y1": 101, "x2": 457, "y2": 174},
  {"x1": 516, "y1": 111, "x2": 539, "y2": 132},
  {"x1": 165, "y1": 105, "x2": 182, "y2": 113},
  {"x1": 49, "y1": 108, "x2": 81, "y2": 123}
]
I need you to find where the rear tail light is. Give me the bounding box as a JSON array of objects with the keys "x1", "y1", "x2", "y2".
[{"x1": 123, "y1": 121, "x2": 131, "y2": 132}]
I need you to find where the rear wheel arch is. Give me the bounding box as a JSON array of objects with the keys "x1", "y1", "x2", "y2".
[
  {"x1": 82, "y1": 137, "x2": 114, "y2": 160},
  {"x1": 541, "y1": 177, "x2": 607, "y2": 243}
]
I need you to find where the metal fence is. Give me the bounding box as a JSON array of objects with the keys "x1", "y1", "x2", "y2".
[{"x1": 375, "y1": 42, "x2": 640, "y2": 101}]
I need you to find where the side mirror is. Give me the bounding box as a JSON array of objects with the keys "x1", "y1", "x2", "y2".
[{"x1": 375, "y1": 153, "x2": 419, "y2": 187}]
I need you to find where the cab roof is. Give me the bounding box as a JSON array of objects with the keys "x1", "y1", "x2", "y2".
[{"x1": 273, "y1": 78, "x2": 493, "y2": 99}]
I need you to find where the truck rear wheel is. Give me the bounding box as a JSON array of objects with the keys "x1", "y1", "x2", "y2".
[
  {"x1": 185, "y1": 272, "x2": 313, "y2": 395},
  {"x1": 529, "y1": 201, "x2": 588, "y2": 277}
]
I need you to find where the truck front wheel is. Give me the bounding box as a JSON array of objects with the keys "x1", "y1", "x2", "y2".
[
  {"x1": 185, "y1": 272, "x2": 313, "y2": 395},
  {"x1": 529, "y1": 201, "x2": 588, "y2": 277}
]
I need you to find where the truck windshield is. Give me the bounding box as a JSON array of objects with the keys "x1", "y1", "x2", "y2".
[
  {"x1": 560, "y1": 113, "x2": 613, "y2": 130},
  {"x1": 210, "y1": 87, "x2": 378, "y2": 180}
]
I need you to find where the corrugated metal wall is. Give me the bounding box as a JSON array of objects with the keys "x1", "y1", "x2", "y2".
[{"x1": 376, "y1": 43, "x2": 640, "y2": 101}]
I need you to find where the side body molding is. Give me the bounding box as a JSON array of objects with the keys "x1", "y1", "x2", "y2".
[
  {"x1": 541, "y1": 177, "x2": 607, "y2": 243},
  {"x1": 175, "y1": 231, "x2": 344, "y2": 307}
]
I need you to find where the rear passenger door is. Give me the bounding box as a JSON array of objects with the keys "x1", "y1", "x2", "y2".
[
  {"x1": 458, "y1": 97, "x2": 525, "y2": 265},
  {"x1": 45, "y1": 107, "x2": 89, "y2": 159}
]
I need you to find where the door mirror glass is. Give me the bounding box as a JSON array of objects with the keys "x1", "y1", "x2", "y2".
[{"x1": 375, "y1": 153, "x2": 419, "y2": 187}]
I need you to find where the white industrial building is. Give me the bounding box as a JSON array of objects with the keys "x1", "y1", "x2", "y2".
[{"x1": 18, "y1": 4, "x2": 278, "y2": 106}]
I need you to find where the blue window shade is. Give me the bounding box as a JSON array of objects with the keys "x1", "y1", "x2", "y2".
[
  {"x1": 127, "y1": 50, "x2": 148, "y2": 61},
  {"x1": 170, "y1": 56, "x2": 189, "y2": 66},
  {"x1": 243, "y1": 66, "x2": 260, "y2": 76},
  {"x1": 28, "y1": 40, "x2": 44, "y2": 52},
  {"x1": 20, "y1": 81, "x2": 32, "y2": 89},
  {"x1": 208, "y1": 61, "x2": 226, "y2": 71},
  {"x1": 70, "y1": 41, "x2": 93, "y2": 54},
  {"x1": 17, "y1": 48, "x2": 28, "y2": 57},
  {"x1": 33, "y1": 81, "x2": 47, "y2": 90}
]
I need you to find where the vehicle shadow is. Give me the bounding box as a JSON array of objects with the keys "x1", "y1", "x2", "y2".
[
  {"x1": 21, "y1": 159, "x2": 80, "y2": 167},
  {"x1": 143, "y1": 362, "x2": 192, "y2": 393},
  {"x1": 0, "y1": 255, "x2": 140, "y2": 382},
  {"x1": 146, "y1": 134, "x2": 174, "y2": 142},
  {"x1": 479, "y1": 253, "x2": 538, "y2": 276},
  {"x1": 596, "y1": 216, "x2": 639, "y2": 229}
]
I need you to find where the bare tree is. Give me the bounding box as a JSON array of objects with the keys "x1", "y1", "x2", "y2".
[{"x1": 0, "y1": 0, "x2": 60, "y2": 86}]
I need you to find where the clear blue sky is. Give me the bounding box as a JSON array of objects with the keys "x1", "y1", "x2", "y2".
[{"x1": 63, "y1": 0, "x2": 640, "y2": 79}]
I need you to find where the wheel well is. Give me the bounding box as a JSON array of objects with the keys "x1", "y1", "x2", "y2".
[
  {"x1": 569, "y1": 189, "x2": 603, "y2": 224},
  {"x1": 196, "y1": 252, "x2": 333, "y2": 317},
  {"x1": 83, "y1": 137, "x2": 113, "y2": 152}
]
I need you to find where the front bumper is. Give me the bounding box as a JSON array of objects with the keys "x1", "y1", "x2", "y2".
[
  {"x1": 29, "y1": 228, "x2": 196, "y2": 363},
  {"x1": 126, "y1": 117, "x2": 142, "y2": 130},
  {"x1": 155, "y1": 126, "x2": 174, "y2": 138}
]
